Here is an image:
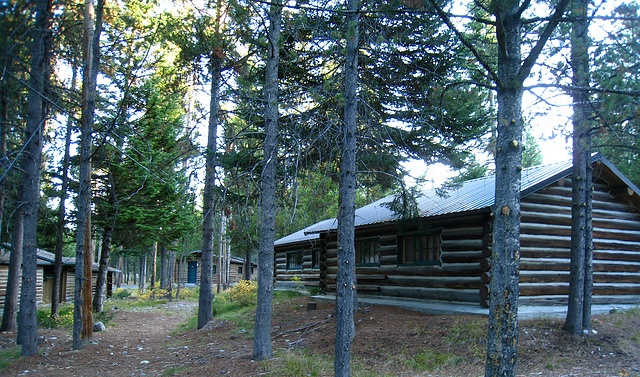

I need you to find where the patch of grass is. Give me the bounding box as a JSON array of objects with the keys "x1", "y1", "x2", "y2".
[
  {"x1": 0, "y1": 347, "x2": 20, "y2": 370},
  {"x1": 404, "y1": 349, "x2": 464, "y2": 372},
  {"x1": 445, "y1": 318, "x2": 485, "y2": 344},
  {"x1": 171, "y1": 314, "x2": 198, "y2": 336},
  {"x1": 262, "y1": 349, "x2": 333, "y2": 376},
  {"x1": 162, "y1": 366, "x2": 188, "y2": 376},
  {"x1": 108, "y1": 298, "x2": 168, "y2": 310}
]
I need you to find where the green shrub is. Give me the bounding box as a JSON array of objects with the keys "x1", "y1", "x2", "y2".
[
  {"x1": 37, "y1": 305, "x2": 74, "y2": 329},
  {"x1": 114, "y1": 288, "x2": 132, "y2": 299},
  {"x1": 223, "y1": 280, "x2": 257, "y2": 306}
]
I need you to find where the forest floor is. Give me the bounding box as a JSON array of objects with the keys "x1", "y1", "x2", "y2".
[{"x1": 0, "y1": 293, "x2": 639, "y2": 377}]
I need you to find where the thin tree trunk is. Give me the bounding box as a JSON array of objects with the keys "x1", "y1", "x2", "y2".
[
  {"x1": 217, "y1": 213, "x2": 224, "y2": 293},
  {"x1": 335, "y1": 1, "x2": 359, "y2": 375},
  {"x1": 198, "y1": 57, "x2": 221, "y2": 329},
  {"x1": 52, "y1": 65, "x2": 75, "y2": 318},
  {"x1": 138, "y1": 254, "x2": 146, "y2": 292},
  {"x1": 565, "y1": 0, "x2": 592, "y2": 336},
  {"x1": 18, "y1": 0, "x2": 51, "y2": 357},
  {"x1": 151, "y1": 241, "x2": 157, "y2": 293},
  {"x1": 253, "y1": 0, "x2": 281, "y2": 361},
  {"x1": 93, "y1": 225, "x2": 112, "y2": 312},
  {"x1": 1, "y1": 206, "x2": 23, "y2": 332}
]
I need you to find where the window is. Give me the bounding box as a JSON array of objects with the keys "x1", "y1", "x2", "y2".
[
  {"x1": 286, "y1": 251, "x2": 303, "y2": 270},
  {"x1": 212, "y1": 265, "x2": 217, "y2": 274},
  {"x1": 355, "y1": 238, "x2": 380, "y2": 266},
  {"x1": 312, "y1": 249, "x2": 321, "y2": 269},
  {"x1": 400, "y1": 231, "x2": 441, "y2": 265},
  {"x1": 238, "y1": 266, "x2": 243, "y2": 274}
]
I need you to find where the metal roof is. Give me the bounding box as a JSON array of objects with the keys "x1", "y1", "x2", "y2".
[{"x1": 276, "y1": 153, "x2": 638, "y2": 247}]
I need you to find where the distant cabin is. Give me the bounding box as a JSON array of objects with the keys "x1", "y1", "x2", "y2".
[
  {"x1": 174, "y1": 251, "x2": 257, "y2": 286},
  {"x1": 0, "y1": 246, "x2": 119, "y2": 311},
  {"x1": 274, "y1": 154, "x2": 640, "y2": 308}
]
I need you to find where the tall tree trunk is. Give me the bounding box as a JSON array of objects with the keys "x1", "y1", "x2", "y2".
[
  {"x1": 335, "y1": 1, "x2": 359, "y2": 375},
  {"x1": 217, "y1": 212, "x2": 224, "y2": 293},
  {"x1": 73, "y1": 0, "x2": 103, "y2": 350},
  {"x1": 93, "y1": 225, "x2": 112, "y2": 312},
  {"x1": 18, "y1": 0, "x2": 51, "y2": 357},
  {"x1": 1, "y1": 206, "x2": 23, "y2": 332},
  {"x1": 138, "y1": 254, "x2": 146, "y2": 292},
  {"x1": 198, "y1": 57, "x2": 221, "y2": 329},
  {"x1": 52, "y1": 65, "x2": 76, "y2": 318},
  {"x1": 253, "y1": 0, "x2": 281, "y2": 361},
  {"x1": 485, "y1": 1, "x2": 569, "y2": 375},
  {"x1": 151, "y1": 241, "x2": 157, "y2": 293},
  {"x1": 565, "y1": 0, "x2": 592, "y2": 336},
  {"x1": 0, "y1": 57, "x2": 10, "y2": 246}
]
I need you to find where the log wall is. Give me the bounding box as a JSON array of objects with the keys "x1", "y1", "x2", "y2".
[
  {"x1": 0, "y1": 266, "x2": 44, "y2": 311},
  {"x1": 516, "y1": 178, "x2": 640, "y2": 306}
]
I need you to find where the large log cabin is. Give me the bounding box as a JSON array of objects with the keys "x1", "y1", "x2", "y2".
[{"x1": 274, "y1": 154, "x2": 640, "y2": 307}]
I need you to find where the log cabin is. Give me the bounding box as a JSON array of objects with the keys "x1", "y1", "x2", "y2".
[
  {"x1": 0, "y1": 246, "x2": 118, "y2": 311},
  {"x1": 274, "y1": 154, "x2": 640, "y2": 308},
  {"x1": 174, "y1": 251, "x2": 257, "y2": 286}
]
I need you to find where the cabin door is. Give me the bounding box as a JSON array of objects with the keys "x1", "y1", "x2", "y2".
[{"x1": 187, "y1": 261, "x2": 198, "y2": 284}]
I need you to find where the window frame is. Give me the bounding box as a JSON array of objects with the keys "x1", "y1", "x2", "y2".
[
  {"x1": 398, "y1": 229, "x2": 442, "y2": 266},
  {"x1": 311, "y1": 248, "x2": 321, "y2": 270},
  {"x1": 355, "y1": 237, "x2": 380, "y2": 267},
  {"x1": 286, "y1": 250, "x2": 303, "y2": 270}
]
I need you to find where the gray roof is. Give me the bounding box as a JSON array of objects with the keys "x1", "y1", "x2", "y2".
[
  {"x1": 275, "y1": 153, "x2": 640, "y2": 247},
  {"x1": 0, "y1": 245, "x2": 120, "y2": 272}
]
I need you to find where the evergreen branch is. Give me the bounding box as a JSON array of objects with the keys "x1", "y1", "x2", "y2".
[
  {"x1": 424, "y1": 0, "x2": 500, "y2": 87},
  {"x1": 517, "y1": 0, "x2": 570, "y2": 85},
  {"x1": 527, "y1": 83, "x2": 640, "y2": 97}
]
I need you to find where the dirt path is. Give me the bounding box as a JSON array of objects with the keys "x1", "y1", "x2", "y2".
[{"x1": 1, "y1": 300, "x2": 198, "y2": 377}]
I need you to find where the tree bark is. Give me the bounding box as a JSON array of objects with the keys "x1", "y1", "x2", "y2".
[
  {"x1": 151, "y1": 241, "x2": 158, "y2": 293},
  {"x1": 18, "y1": 0, "x2": 50, "y2": 357},
  {"x1": 485, "y1": 1, "x2": 570, "y2": 375},
  {"x1": 565, "y1": 0, "x2": 592, "y2": 336},
  {"x1": 1, "y1": 206, "x2": 23, "y2": 332},
  {"x1": 198, "y1": 56, "x2": 221, "y2": 329},
  {"x1": 93, "y1": 225, "x2": 112, "y2": 312},
  {"x1": 253, "y1": 0, "x2": 281, "y2": 361},
  {"x1": 335, "y1": 1, "x2": 359, "y2": 375}
]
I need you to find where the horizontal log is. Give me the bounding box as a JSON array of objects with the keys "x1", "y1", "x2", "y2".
[
  {"x1": 377, "y1": 286, "x2": 481, "y2": 303},
  {"x1": 593, "y1": 272, "x2": 640, "y2": 284},
  {"x1": 595, "y1": 250, "x2": 640, "y2": 262},
  {"x1": 379, "y1": 255, "x2": 397, "y2": 265},
  {"x1": 440, "y1": 251, "x2": 483, "y2": 264},
  {"x1": 385, "y1": 275, "x2": 482, "y2": 290},
  {"x1": 441, "y1": 227, "x2": 484, "y2": 238},
  {"x1": 521, "y1": 223, "x2": 570, "y2": 236},
  {"x1": 519, "y1": 271, "x2": 569, "y2": 283},
  {"x1": 521, "y1": 258, "x2": 640, "y2": 273},
  {"x1": 441, "y1": 239, "x2": 483, "y2": 251},
  {"x1": 520, "y1": 282, "x2": 568, "y2": 296},
  {"x1": 378, "y1": 234, "x2": 397, "y2": 244},
  {"x1": 356, "y1": 274, "x2": 387, "y2": 281},
  {"x1": 379, "y1": 245, "x2": 397, "y2": 255}
]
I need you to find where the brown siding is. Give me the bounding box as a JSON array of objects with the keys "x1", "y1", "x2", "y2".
[
  {"x1": 316, "y1": 214, "x2": 489, "y2": 304},
  {"x1": 518, "y1": 178, "x2": 640, "y2": 305}
]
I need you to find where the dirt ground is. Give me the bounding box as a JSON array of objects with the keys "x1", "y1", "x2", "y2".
[{"x1": 1, "y1": 295, "x2": 639, "y2": 377}]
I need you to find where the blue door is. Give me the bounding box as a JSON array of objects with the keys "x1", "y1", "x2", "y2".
[{"x1": 187, "y1": 261, "x2": 198, "y2": 284}]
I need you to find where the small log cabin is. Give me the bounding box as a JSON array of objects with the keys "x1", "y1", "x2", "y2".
[
  {"x1": 174, "y1": 251, "x2": 257, "y2": 286},
  {"x1": 274, "y1": 154, "x2": 640, "y2": 307},
  {"x1": 0, "y1": 246, "x2": 118, "y2": 311}
]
